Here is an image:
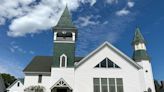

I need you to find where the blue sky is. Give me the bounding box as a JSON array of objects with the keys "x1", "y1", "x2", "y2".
[{"x1": 0, "y1": 0, "x2": 164, "y2": 80}]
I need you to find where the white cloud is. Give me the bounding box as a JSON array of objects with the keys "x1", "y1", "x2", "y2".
[
  {"x1": 127, "y1": 1, "x2": 135, "y2": 8},
  {"x1": 75, "y1": 15, "x2": 100, "y2": 27},
  {"x1": 0, "y1": 58, "x2": 24, "y2": 78},
  {"x1": 0, "y1": 0, "x2": 97, "y2": 37},
  {"x1": 116, "y1": 8, "x2": 130, "y2": 16},
  {"x1": 106, "y1": 0, "x2": 118, "y2": 4},
  {"x1": 9, "y1": 41, "x2": 34, "y2": 54},
  {"x1": 29, "y1": 50, "x2": 35, "y2": 54}
]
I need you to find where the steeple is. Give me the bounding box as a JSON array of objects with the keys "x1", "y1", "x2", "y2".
[
  {"x1": 52, "y1": 6, "x2": 77, "y2": 68},
  {"x1": 132, "y1": 27, "x2": 150, "y2": 61},
  {"x1": 55, "y1": 6, "x2": 76, "y2": 29},
  {"x1": 132, "y1": 27, "x2": 145, "y2": 45}
]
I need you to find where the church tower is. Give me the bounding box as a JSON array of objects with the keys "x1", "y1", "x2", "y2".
[
  {"x1": 132, "y1": 27, "x2": 155, "y2": 92},
  {"x1": 52, "y1": 6, "x2": 77, "y2": 68}
]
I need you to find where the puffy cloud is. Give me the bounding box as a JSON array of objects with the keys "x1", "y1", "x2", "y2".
[
  {"x1": 115, "y1": 1, "x2": 135, "y2": 16},
  {"x1": 116, "y1": 8, "x2": 130, "y2": 16},
  {"x1": 127, "y1": 1, "x2": 135, "y2": 8},
  {"x1": 0, "y1": 0, "x2": 97, "y2": 37}
]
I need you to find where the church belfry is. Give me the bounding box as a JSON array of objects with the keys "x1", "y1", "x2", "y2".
[{"x1": 52, "y1": 6, "x2": 77, "y2": 68}]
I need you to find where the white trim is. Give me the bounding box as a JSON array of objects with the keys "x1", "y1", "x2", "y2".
[
  {"x1": 72, "y1": 32, "x2": 75, "y2": 41},
  {"x1": 54, "y1": 32, "x2": 57, "y2": 40},
  {"x1": 6, "y1": 80, "x2": 23, "y2": 90},
  {"x1": 75, "y1": 41, "x2": 142, "y2": 69},
  {"x1": 50, "y1": 78, "x2": 72, "y2": 90},
  {"x1": 54, "y1": 41, "x2": 75, "y2": 43},
  {"x1": 60, "y1": 54, "x2": 67, "y2": 68}
]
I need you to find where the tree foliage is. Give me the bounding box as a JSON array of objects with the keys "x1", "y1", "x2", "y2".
[{"x1": 1, "y1": 73, "x2": 16, "y2": 88}]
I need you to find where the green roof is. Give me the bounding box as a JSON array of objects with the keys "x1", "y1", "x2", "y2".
[
  {"x1": 23, "y1": 56, "x2": 53, "y2": 73},
  {"x1": 132, "y1": 27, "x2": 145, "y2": 45},
  {"x1": 132, "y1": 50, "x2": 150, "y2": 61},
  {"x1": 55, "y1": 6, "x2": 76, "y2": 29},
  {"x1": 24, "y1": 56, "x2": 83, "y2": 72},
  {"x1": 75, "y1": 57, "x2": 84, "y2": 62}
]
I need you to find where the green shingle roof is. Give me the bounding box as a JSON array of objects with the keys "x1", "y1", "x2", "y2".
[
  {"x1": 23, "y1": 56, "x2": 53, "y2": 73},
  {"x1": 24, "y1": 56, "x2": 83, "y2": 72},
  {"x1": 75, "y1": 57, "x2": 84, "y2": 62},
  {"x1": 132, "y1": 27, "x2": 145, "y2": 45},
  {"x1": 132, "y1": 50, "x2": 150, "y2": 61},
  {"x1": 55, "y1": 6, "x2": 76, "y2": 29}
]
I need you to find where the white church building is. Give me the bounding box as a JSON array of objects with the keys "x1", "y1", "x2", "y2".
[{"x1": 9, "y1": 6, "x2": 156, "y2": 92}]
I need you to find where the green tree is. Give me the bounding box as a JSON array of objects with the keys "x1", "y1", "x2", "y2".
[{"x1": 1, "y1": 73, "x2": 16, "y2": 88}]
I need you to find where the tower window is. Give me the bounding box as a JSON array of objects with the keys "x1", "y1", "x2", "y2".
[
  {"x1": 61, "y1": 57, "x2": 66, "y2": 67},
  {"x1": 60, "y1": 54, "x2": 67, "y2": 68}
]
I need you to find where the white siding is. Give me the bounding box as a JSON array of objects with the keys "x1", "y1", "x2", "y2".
[
  {"x1": 75, "y1": 46, "x2": 142, "y2": 92},
  {"x1": 7, "y1": 81, "x2": 24, "y2": 92}
]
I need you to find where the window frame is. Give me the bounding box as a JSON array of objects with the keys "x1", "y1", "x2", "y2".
[
  {"x1": 93, "y1": 78, "x2": 123, "y2": 92},
  {"x1": 60, "y1": 54, "x2": 67, "y2": 68},
  {"x1": 95, "y1": 58, "x2": 120, "y2": 69}
]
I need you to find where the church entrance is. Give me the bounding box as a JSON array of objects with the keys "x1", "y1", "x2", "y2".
[
  {"x1": 51, "y1": 87, "x2": 72, "y2": 92},
  {"x1": 50, "y1": 78, "x2": 73, "y2": 92},
  {"x1": 57, "y1": 88, "x2": 67, "y2": 92}
]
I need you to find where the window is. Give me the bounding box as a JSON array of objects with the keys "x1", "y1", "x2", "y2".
[
  {"x1": 109, "y1": 78, "x2": 116, "y2": 92},
  {"x1": 61, "y1": 57, "x2": 66, "y2": 67},
  {"x1": 95, "y1": 58, "x2": 120, "y2": 68},
  {"x1": 38, "y1": 75, "x2": 42, "y2": 83},
  {"x1": 94, "y1": 78, "x2": 100, "y2": 92},
  {"x1": 116, "y1": 78, "x2": 123, "y2": 92},
  {"x1": 17, "y1": 82, "x2": 20, "y2": 87},
  {"x1": 60, "y1": 54, "x2": 67, "y2": 68},
  {"x1": 93, "y1": 78, "x2": 123, "y2": 92},
  {"x1": 101, "y1": 78, "x2": 108, "y2": 92}
]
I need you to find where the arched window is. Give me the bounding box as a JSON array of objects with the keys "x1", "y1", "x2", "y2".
[{"x1": 60, "y1": 54, "x2": 67, "y2": 68}]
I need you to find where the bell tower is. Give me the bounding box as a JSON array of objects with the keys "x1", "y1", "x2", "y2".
[
  {"x1": 132, "y1": 27, "x2": 155, "y2": 92},
  {"x1": 52, "y1": 6, "x2": 77, "y2": 68}
]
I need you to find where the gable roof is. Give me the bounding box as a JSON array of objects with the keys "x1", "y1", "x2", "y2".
[
  {"x1": 6, "y1": 78, "x2": 24, "y2": 90},
  {"x1": 24, "y1": 56, "x2": 83, "y2": 73},
  {"x1": 75, "y1": 41, "x2": 142, "y2": 70},
  {"x1": 23, "y1": 56, "x2": 53, "y2": 73}
]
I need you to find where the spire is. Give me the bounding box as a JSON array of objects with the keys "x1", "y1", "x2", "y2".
[
  {"x1": 132, "y1": 27, "x2": 150, "y2": 61},
  {"x1": 55, "y1": 6, "x2": 76, "y2": 29},
  {"x1": 132, "y1": 27, "x2": 145, "y2": 45}
]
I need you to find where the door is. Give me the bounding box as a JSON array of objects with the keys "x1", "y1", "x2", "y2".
[{"x1": 57, "y1": 88, "x2": 67, "y2": 92}]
